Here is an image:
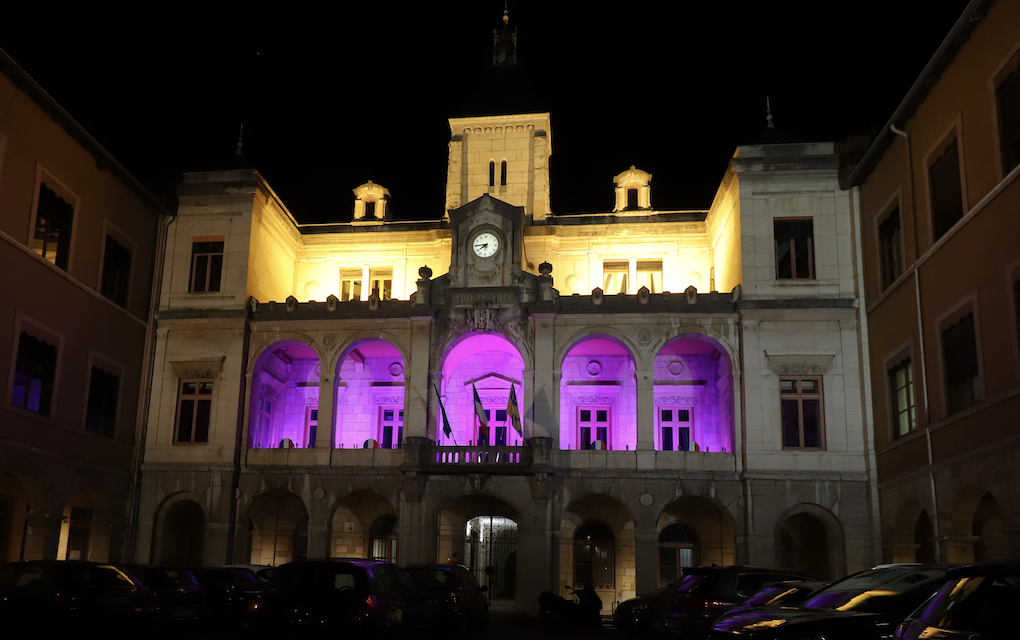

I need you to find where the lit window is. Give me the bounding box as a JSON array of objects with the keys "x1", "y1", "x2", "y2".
[
  {"x1": 31, "y1": 183, "x2": 74, "y2": 270},
  {"x1": 996, "y1": 64, "x2": 1020, "y2": 174},
  {"x1": 774, "y1": 219, "x2": 815, "y2": 279},
  {"x1": 942, "y1": 313, "x2": 979, "y2": 415},
  {"x1": 340, "y1": 269, "x2": 363, "y2": 302},
  {"x1": 379, "y1": 407, "x2": 404, "y2": 449},
  {"x1": 370, "y1": 268, "x2": 392, "y2": 300},
  {"x1": 603, "y1": 261, "x2": 628, "y2": 294},
  {"x1": 370, "y1": 515, "x2": 397, "y2": 562},
  {"x1": 577, "y1": 406, "x2": 610, "y2": 450},
  {"x1": 658, "y1": 407, "x2": 692, "y2": 451},
  {"x1": 637, "y1": 260, "x2": 662, "y2": 293},
  {"x1": 879, "y1": 207, "x2": 904, "y2": 289},
  {"x1": 929, "y1": 138, "x2": 963, "y2": 241},
  {"x1": 476, "y1": 408, "x2": 509, "y2": 446},
  {"x1": 190, "y1": 240, "x2": 224, "y2": 293},
  {"x1": 888, "y1": 358, "x2": 916, "y2": 438},
  {"x1": 305, "y1": 407, "x2": 318, "y2": 448},
  {"x1": 85, "y1": 364, "x2": 120, "y2": 438},
  {"x1": 780, "y1": 377, "x2": 823, "y2": 449},
  {"x1": 575, "y1": 521, "x2": 614, "y2": 588},
  {"x1": 12, "y1": 330, "x2": 57, "y2": 416},
  {"x1": 101, "y1": 235, "x2": 132, "y2": 308},
  {"x1": 176, "y1": 379, "x2": 213, "y2": 444}
]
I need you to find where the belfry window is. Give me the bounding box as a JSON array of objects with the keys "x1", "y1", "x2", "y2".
[
  {"x1": 500, "y1": 160, "x2": 507, "y2": 186},
  {"x1": 489, "y1": 161, "x2": 496, "y2": 188}
]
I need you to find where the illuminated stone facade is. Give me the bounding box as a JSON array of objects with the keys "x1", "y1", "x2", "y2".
[{"x1": 135, "y1": 17, "x2": 879, "y2": 612}]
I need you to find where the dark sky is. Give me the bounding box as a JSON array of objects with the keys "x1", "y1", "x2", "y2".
[{"x1": 1, "y1": 1, "x2": 969, "y2": 222}]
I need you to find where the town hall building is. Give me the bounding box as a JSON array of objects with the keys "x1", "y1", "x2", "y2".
[{"x1": 133, "y1": 12, "x2": 879, "y2": 611}]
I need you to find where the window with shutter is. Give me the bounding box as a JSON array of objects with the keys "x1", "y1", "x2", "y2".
[
  {"x1": 879, "y1": 207, "x2": 904, "y2": 289},
  {"x1": 929, "y1": 139, "x2": 963, "y2": 241},
  {"x1": 942, "y1": 313, "x2": 979, "y2": 415}
]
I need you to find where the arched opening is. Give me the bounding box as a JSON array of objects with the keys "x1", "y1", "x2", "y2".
[
  {"x1": 575, "y1": 521, "x2": 615, "y2": 588},
  {"x1": 161, "y1": 500, "x2": 205, "y2": 566},
  {"x1": 654, "y1": 336, "x2": 734, "y2": 453},
  {"x1": 334, "y1": 339, "x2": 406, "y2": 449},
  {"x1": 489, "y1": 161, "x2": 495, "y2": 187},
  {"x1": 972, "y1": 492, "x2": 1008, "y2": 561},
  {"x1": 915, "y1": 510, "x2": 936, "y2": 563},
  {"x1": 627, "y1": 187, "x2": 638, "y2": 210},
  {"x1": 437, "y1": 495, "x2": 520, "y2": 603},
  {"x1": 370, "y1": 515, "x2": 398, "y2": 562},
  {"x1": 250, "y1": 340, "x2": 321, "y2": 448},
  {"x1": 778, "y1": 513, "x2": 830, "y2": 579},
  {"x1": 500, "y1": 160, "x2": 507, "y2": 186},
  {"x1": 558, "y1": 335, "x2": 637, "y2": 450},
  {"x1": 658, "y1": 497, "x2": 735, "y2": 569},
  {"x1": 438, "y1": 333, "x2": 525, "y2": 447},
  {"x1": 562, "y1": 494, "x2": 636, "y2": 602},
  {"x1": 0, "y1": 474, "x2": 31, "y2": 563},
  {"x1": 329, "y1": 491, "x2": 395, "y2": 559},
  {"x1": 247, "y1": 491, "x2": 309, "y2": 566},
  {"x1": 658, "y1": 523, "x2": 699, "y2": 586}
]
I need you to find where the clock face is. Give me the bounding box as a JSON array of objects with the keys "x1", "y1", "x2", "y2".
[{"x1": 472, "y1": 231, "x2": 500, "y2": 258}]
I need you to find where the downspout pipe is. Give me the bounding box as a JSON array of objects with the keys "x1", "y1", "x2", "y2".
[
  {"x1": 735, "y1": 296, "x2": 751, "y2": 564},
  {"x1": 890, "y1": 123, "x2": 940, "y2": 562},
  {"x1": 225, "y1": 309, "x2": 253, "y2": 564}
]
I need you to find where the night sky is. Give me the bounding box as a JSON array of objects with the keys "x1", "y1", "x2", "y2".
[{"x1": 1, "y1": 1, "x2": 969, "y2": 223}]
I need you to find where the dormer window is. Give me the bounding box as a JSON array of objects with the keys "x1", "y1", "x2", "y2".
[
  {"x1": 613, "y1": 166, "x2": 652, "y2": 212},
  {"x1": 352, "y1": 181, "x2": 390, "y2": 221}
]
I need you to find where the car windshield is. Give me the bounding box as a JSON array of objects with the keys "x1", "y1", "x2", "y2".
[
  {"x1": 272, "y1": 563, "x2": 368, "y2": 594},
  {"x1": 743, "y1": 585, "x2": 796, "y2": 607},
  {"x1": 804, "y1": 568, "x2": 945, "y2": 614},
  {"x1": 406, "y1": 568, "x2": 456, "y2": 590},
  {"x1": 917, "y1": 573, "x2": 1020, "y2": 633}
]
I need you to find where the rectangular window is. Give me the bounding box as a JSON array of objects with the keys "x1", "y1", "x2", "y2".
[
  {"x1": 370, "y1": 268, "x2": 392, "y2": 301},
  {"x1": 780, "y1": 377, "x2": 824, "y2": 449},
  {"x1": 252, "y1": 393, "x2": 273, "y2": 448},
  {"x1": 100, "y1": 235, "x2": 132, "y2": 308},
  {"x1": 380, "y1": 407, "x2": 403, "y2": 449},
  {"x1": 603, "y1": 261, "x2": 628, "y2": 295},
  {"x1": 888, "y1": 358, "x2": 916, "y2": 438},
  {"x1": 637, "y1": 260, "x2": 663, "y2": 294},
  {"x1": 942, "y1": 313, "x2": 979, "y2": 415},
  {"x1": 190, "y1": 240, "x2": 224, "y2": 293},
  {"x1": 774, "y1": 219, "x2": 815, "y2": 279},
  {"x1": 879, "y1": 207, "x2": 904, "y2": 289},
  {"x1": 626, "y1": 188, "x2": 639, "y2": 210},
  {"x1": 306, "y1": 407, "x2": 318, "y2": 448},
  {"x1": 176, "y1": 379, "x2": 213, "y2": 443},
  {"x1": 577, "y1": 406, "x2": 610, "y2": 450},
  {"x1": 929, "y1": 139, "x2": 964, "y2": 241},
  {"x1": 85, "y1": 365, "x2": 119, "y2": 438},
  {"x1": 659, "y1": 407, "x2": 692, "y2": 451},
  {"x1": 12, "y1": 331, "x2": 57, "y2": 416},
  {"x1": 340, "y1": 269, "x2": 363, "y2": 302},
  {"x1": 32, "y1": 183, "x2": 74, "y2": 270},
  {"x1": 997, "y1": 65, "x2": 1020, "y2": 174},
  {"x1": 364, "y1": 200, "x2": 377, "y2": 218}
]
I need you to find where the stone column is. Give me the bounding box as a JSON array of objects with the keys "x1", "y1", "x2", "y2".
[
  {"x1": 360, "y1": 265, "x2": 371, "y2": 301},
  {"x1": 397, "y1": 489, "x2": 436, "y2": 565},
  {"x1": 636, "y1": 369, "x2": 655, "y2": 451},
  {"x1": 530, "y1": 313, "x2": 557, "y2": 441},
  {"x1": 517, "y1": 498, "x2": 553, "y2": 613},
  {"x1": 634, "y1": 522, "x2": 660, "y2": 596},
  {"x1": 406, "y1": 316, "x2": 433, "y2": 439},
  {"x1": 316, "y1": 373, "x2": 335, "y2": 449}
]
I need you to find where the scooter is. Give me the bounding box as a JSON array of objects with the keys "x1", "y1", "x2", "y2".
[{"x1": 538, "y1": 585, "x2": 603, "y2": 628}]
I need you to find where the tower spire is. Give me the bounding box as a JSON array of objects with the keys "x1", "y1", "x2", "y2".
[
  {"x1": 493, "y1": 4, "x2": 517, "y2": 65},
  {"x1": 235, "y1": 121, "x2": 245, "y2": 156},
  {"x1": 766, "y1": 96, "x2": 774, "y2": 129}
]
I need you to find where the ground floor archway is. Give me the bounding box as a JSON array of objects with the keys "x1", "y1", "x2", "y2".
[
  {"x1": 246, "y1": 490, "x2": 309, "y2": 565},
  {"x1": 161, "y1": 499, "x2": 205, "y2": 566},
  {"x1": 437, "y1": 495, "x2": 520, "y2": 603}
]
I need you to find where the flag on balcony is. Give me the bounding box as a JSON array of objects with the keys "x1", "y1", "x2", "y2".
[
  {"x1": 432, "y1": 382, "x2": 453, "y2": 439},
  {"x1": 473, "y1": 384, "x2": 488, "y2": 440},
  {"x1": 507, "y1": 384, "x2": 522, "y2": 436}
]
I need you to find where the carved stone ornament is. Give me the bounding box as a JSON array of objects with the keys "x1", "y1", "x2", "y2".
[
  {"x1": 323, "y1": 334, "x2": 337, "y2": 348},
  {"x1": 258, "y1": 381, "x2": 279, "y2": 398},
  {"x1": 573, "y1": 395, "x2": 615, "y2": 406},
  {"x1": 764, "y1": 351, "x2": 835, "y2": 374},
  {"x1": 377, "y1": 396, "x2": 403, "y2": 405},
  {"x1": 586, "y1": 361, "x2": 602, "y2": 376},
  {"x1": 389, "y1": 362, "x2": 404, "y2": 377},
  {"x1": 658, "y1": 395, "x2": 696, "y2": 405},
  {"x1": 305, "y1": 396, "x2": 318, "y2": 406},
  {"x1": 170, "y1": 357, "x2": 225, "y2": 379},
  {"x1": 479, "y1": 395, "x2": 509, "y2": 406},
  {"x1": 668, "y1": 361, "x2": 685, "y2": 376},
  {"x1": 638, "y1": 329, "x2": 652, "y2": 344}
]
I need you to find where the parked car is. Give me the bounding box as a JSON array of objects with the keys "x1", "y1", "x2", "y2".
[
  {"x1": 895, "y1": 562, "x2": 1020, "y2": 640},
  {"x1": 0, "y1": 561, "x2": 153, "y2": 637},
  {"x1": 710, "y1": 564, "x2": 949, "y2": 640},
  {"x1": 246, "y1": 558, "x2": 431, "y2": 638},
  {"x1": 725, "y1": 579, "x2": 829, "y2": 612},
  {"x1": 405, "y1": 563, "x2": 489, "y2": 634},
  {"x1": 192, "y1": 566, "x2": 265, "y2": 620},
  {"x1": 657, "y1": 565, "x2": 818, "y2": 638},
  {"x1": 120, "y1": 564, "x2": 208, "y2": 622},
  {"x1": 613, "y1": 583, "x2": 672, "y2": 634}
]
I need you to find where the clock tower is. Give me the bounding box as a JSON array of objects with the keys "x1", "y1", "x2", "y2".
[{"x1": 448, "y1": 194, "x2": 526, "y2": 289}]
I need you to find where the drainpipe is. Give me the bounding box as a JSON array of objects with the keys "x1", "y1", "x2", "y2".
[
  {"x1": 225, "y1": 309, "x2": 253, "y2": 564},
  {"x1": 890, "y1": 123, "x2": 940, "y2": 562},
  {"x1": 735, "y1": 301, "x2": 751, "y2": 564},
  {"x1": 125, "y1": 211, "x2": 172, "y2": 562}
]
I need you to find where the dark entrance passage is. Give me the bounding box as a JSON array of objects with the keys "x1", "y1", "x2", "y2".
[{"x1": 466, "y1": 516, "x2": 517, "y2": 602}]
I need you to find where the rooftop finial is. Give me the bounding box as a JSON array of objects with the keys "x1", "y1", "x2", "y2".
[
  {"x1": 766, "y1": 96, "x2": 774, "y2": 129},
  {"x1": 235, "y1": 122, "x2": 244, "y2": 156}
]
